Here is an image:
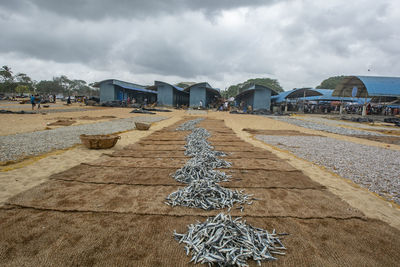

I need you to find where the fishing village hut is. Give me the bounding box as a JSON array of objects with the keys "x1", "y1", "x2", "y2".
[
  {"x1": 235, "y1": 84, "x2": 277, "y2": 111},
  {"x1": 154, "y1": 81, "x2": 189, "y2": 107},
  {"x1": 185, "y1": 82, "x2": 221, "y2": 108},
  {"x1": 94, "y1": 79, "x2": 157, "y2": 103}
]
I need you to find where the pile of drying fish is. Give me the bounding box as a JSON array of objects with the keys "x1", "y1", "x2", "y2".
[
  {"x1": 166, "y1": 180, "x2": 253, "y2": 211},
  {"x1": 166, "y1": 119, "x2": 252, "y2": 210},
  {"x1": 176, "y1": 118, "x2": 205, "y2": 131},
  {"x1": 171, "y1": 119, "x2": 287, "y2": 266},
  {"x1": 174, "y1": 213, "x2": 287, "y2": 266}
]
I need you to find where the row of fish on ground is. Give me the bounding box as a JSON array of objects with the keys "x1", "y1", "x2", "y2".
[{"x1": 166, "y1": 118, "x2": 287, "y2": 266}]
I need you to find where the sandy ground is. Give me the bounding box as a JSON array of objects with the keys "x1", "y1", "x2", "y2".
[
  {"x1": 207, "y1": 113, "x2": 400, "y2": 229},
  {"x1": 0, "y1": 108, "x2": 185, "y2": 204},
  {"x1": 0, "y1": 101, "x2": 176, "y2": 136},
  {"x1": 2, "y1": 117, "x2": 400, "y2": 266},
  {"x1": 0, "y1": 109, "x2": 399, "y2": 232}
]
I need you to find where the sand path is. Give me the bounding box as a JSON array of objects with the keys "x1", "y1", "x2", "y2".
[
  {"x1": 1, "y1": 117, "x2": 399, "y2": 266},
  {"x1": 1, "y1": 110, "x2": 399, "y2": 231}
]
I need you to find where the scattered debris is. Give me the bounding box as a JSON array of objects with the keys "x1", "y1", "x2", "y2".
[
  {"x1": 174, "y1": 213, "x2": 287, "y2": 266},
  {"x1": 47, "y1": 120, "x2": 76, "y2": 126},
  {"x1": 143, "y1": 107, "x2": 172, "y2": 112},
  {"x1": 78, "y1": 115, "x2": 117, "y2": 120},
  {"x1": 340, "y1": 116, "x2": 374, "y2": 123},
  {"x1": 229, "y1": 109, "x2": 272, "y2": 115},
  {"x1": 0, "y1": 109, "x2": 35, "y2": 114},
  {"x1": 384, "y1": 117, "x2": 400, "y2": 127},
  {"x1": 130, "y1": 109, "x2": 156, "y2": 114}
]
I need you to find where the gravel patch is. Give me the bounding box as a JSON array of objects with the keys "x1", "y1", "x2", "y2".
[
  {"x1": 298, "y1": 116, "x2": 400, "y2": 132},
  {"x1": 0, "y1": 116, "x2": 166, "y2": 162},
  {"x1": 256, "y1": 135, "x2": 400, "y2": 204},
  {"x1": 186, "y1": 110, "x2": 207, "y2": 115},
  {"x1": 270, "y1": 116, "x2": 385, "y2": 136}
]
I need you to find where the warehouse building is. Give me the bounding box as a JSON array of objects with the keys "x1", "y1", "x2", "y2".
[
  {"x1": 95, "y1": 79, "x2": 157, "y2": 104},
  {"x1": 185, "y1": 82, "x2": 221, "y2": 108},
  {"x1": 235, "y1": 84, "x2": 277, "y2": 110},
  {"x1": 154, "y1": 81, "x2": 189, "y2": 107},
  {"x1": 333, "y1": 76, "x2": 400, "y2": 115},
  {"x1": 333, "y1": 76, "x2": 400, "y2": 98}
]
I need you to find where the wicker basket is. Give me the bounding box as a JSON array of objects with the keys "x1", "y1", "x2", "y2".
[
  {"x1": 80, "y1": 134, "x2": 121, "y2": 149},
  {"x1": 135, "y1": 122, "x2": 151, "y2": 130}
]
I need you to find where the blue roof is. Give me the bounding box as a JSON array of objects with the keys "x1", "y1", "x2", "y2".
[
  {"x1": 185, "y1": 82, "x2": 221, "y2": 96},
  {"x1": 235, "y1": 84, "x2": 278, "y2": 99},
  {"x1": 155, "y1": 81, "x2": 186, "y2": 93},
  {"x1": 358, "y1": 76, "x2": 400, "y2": 96},
  {"x1": 273, "y1": 88, "x2": 369, "y2": 103},
  {"x1": 94, "y1": 79, "x2": 158, "y2": 94},
  {"x1": 272, "y1": 88, "x2": 327, "y2": 103},
  {"x1": 333, "y1": 76, "x2": 400, "y2": 97},
  {"x1": 116, "y1": 83, "x2": 157, "y2": 94}
]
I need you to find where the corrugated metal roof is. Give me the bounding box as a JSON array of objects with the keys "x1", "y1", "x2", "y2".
[
  {"x1": 185, "y1": 82, "x2": 221, "y2": 96},
  {"x1": 235, "y1": 84, "x2": 278, "y2": 99},
  {"x1": 358, "y1": 76, "x2": 400, "y2": 96},
  {"x1": 116, "y1": 83, "x2": 157, "y2": 94},
  {"x1": 154, "y1": 81, "x2": 187, "y2": 93},
  {"x1": 272, "y1": 88, "x2": 328, "y2": 103},
  {"x1": 333, "y1": 76, "x2": 400, "y2": 97}
]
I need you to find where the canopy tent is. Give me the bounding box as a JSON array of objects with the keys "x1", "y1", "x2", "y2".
[{"x1": 272, "y1": 88, "x2": 329, "y2": 104}]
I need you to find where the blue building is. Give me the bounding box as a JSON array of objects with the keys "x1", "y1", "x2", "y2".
[
  {"x1": 154, "y1": 81, "x2": 189, "y2": 107},
  {"x1": 94, "y1": 79, "x2": 157, "y2": 104},
  {"x1": 235, "y1": 84, "x2": 277, "y2": 110},
  {"x1": 185, "y1": 82, "x2": 221, "y2": 108}
]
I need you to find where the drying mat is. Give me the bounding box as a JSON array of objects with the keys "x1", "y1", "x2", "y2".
[
  {"x1": 243, "y1": 129, "x2": 324, "y2": 136},
  {"x1": 0, "y1": 210, "x2": 398, "y2": 266},
  {"x1": 137, "y1": 140, "x2": 246, "y2": 145},
  {"x1": 87, "y1": 157, "x2": 296, "y2": 171},
  {"x1": 123, "y1": 144, "x2": 268, "y2": 152},
  {"x1": 7, "y1": 181, "x2": 362, "y2": 218},
  {"x1": 105, "y1": 150, "x2": 280, "y2": 160},
  {"x1": 49, "y1": 165, "x2": 321, "y2": 189},
  {"x1": 142, "y1": 134, "x2": 240, "y2": 141}
]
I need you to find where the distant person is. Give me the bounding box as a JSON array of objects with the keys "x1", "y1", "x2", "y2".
[
  {"x1": 144, "y1": 98, "x2": 148, "y2": 106},
  {"x1": 30, "y1": 95, "x2": 36, "y2": 110},
  {"x1": 36, "y1": 95, "x2": 41, "y2": 110},
  {"x1": 53, "y1": 94, "x2": 56, "y2": 103},
  {"x1": 199, "y1": 100, "x2": 203, "y2": 109},
  {"x1": 67, "y1": 96, "x2": 71, "y2": 105}
]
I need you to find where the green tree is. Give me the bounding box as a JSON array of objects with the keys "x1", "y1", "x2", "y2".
[
  {"x1": 0, "y1": 65, "x2": 16, "y2": 93},
  {"x1": 316, "y1": 76, "x2": 345, "y2": 89},
  {"x1": 36, "y1": 80, "x2": 64, "y2": 95},
  {"x1": 15, "y1": 85, "x2": 29, "y2": 95},
  {"x1": 0, "y1": 65, "x2": 13, "y2": 82}
]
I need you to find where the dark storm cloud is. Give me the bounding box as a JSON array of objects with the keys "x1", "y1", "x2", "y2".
[{"x1": 0, "y1": 0, "x2": 281, "y2": 20}]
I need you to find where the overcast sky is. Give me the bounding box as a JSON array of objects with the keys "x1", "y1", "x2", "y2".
[{"x1": 1, "y1": 0, "x2": 399, "y2": 90}]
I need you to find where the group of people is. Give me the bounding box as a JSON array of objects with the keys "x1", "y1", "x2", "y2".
[
  {"x1": 30, "y1": 95, "x2": 41, "y2": 110},
  {"x1": 217, "y1": 101, "x2": 230, "y2": 111}
]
